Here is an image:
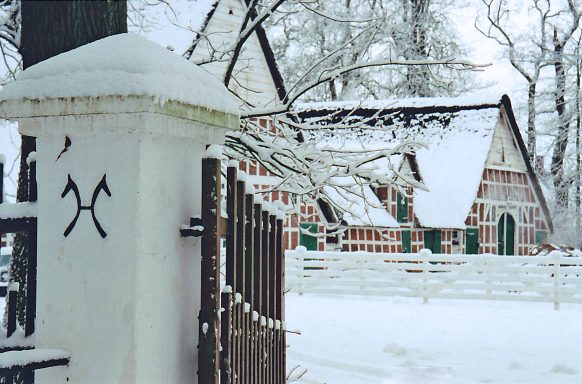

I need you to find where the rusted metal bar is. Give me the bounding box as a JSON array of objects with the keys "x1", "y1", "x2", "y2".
[
  {"x1": 261, "y1": 209, "x2": 269, "y2": 383},
  {"x1": 199, "y1": 157, "x2": 222, "y2": 384},
  {"x1": 220, "y1": 292, "x2": 232, "y2": 384},
  {"x1": 276, "y1": 217, "x2": 285, "y2": 383},
  {"x1": 244, "y1": 194, "x2": 253, "y2": 384},
  {"x1": 226, "y1": 166, "x2": 237, "y2": 383},
  {"x1": 236, "y1": 178, "x2": 246, "y2": 384},
  {"x1": 226, "y1": 166, "x2": 237, "y2": 295},
  {"x1": 268, "y1": 213, "x2": 277, "y2": 384},
  {"x1": 252, "y1": 202, "x2": 262, "y2": 383}
]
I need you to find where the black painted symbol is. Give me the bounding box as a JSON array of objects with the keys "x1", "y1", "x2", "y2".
[{"x1": 61, "y1": 174, "x2": 111, "y2": 238}]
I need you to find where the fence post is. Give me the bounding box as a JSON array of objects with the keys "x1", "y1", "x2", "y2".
[
  {"x1": 420, "y1": 248, "x2": 431, "y2": 304},
  {"x1": 296, "y1": 247, "x2": 305, "y2": 295},
  {"x1": 199, "y1": 157, "x2": 222, "y2": 384},
  {"x1": 483, "y1": 254, "x2": 492, "y2": 296},
  {"x1": 551, "y1": 251, "x2": 561, "y2": 310}
]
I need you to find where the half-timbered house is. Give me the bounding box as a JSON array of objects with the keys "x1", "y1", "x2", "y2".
[
  {"x1": 187, "y1": 1, "x2": 552, "y2": 255},
  {"x1": 296, "y1": 96, "x2": 553, "y2": 255}
]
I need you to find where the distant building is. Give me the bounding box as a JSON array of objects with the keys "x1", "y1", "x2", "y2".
[
  {"x1": 295, "y1": 96, "x2": 553, "y2": 255},
  {"x1": 190, "y1": 1, "x2": 552, "y2": 255}
]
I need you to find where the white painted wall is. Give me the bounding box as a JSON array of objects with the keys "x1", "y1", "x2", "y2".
[
  {"x1": 486, "y1": 108, "x2": 527, "y2": 172},
  {"x1": 190, "y1": 0, "x2": 280, "y2": 107},
  {"x1": 5, "y1": 98, "x2": 236, "y2": 383}
]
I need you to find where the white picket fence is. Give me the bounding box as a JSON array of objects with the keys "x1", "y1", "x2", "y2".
[{"x1": 285, "y1": 248, "x2": 582, "y2": 309}]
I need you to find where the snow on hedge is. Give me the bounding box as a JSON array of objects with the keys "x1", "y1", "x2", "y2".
[{"x1": 0, "y1": 33, "x2": 239, "y2": 115}]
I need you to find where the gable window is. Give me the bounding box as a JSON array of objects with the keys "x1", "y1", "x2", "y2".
[{"x1": 396, "y1": 192, "x2": 408, "y2": 223}]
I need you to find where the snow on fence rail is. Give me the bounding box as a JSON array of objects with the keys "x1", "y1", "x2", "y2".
[{"x1": 285, "y1": 247, "x2": 582, "y2": 309}]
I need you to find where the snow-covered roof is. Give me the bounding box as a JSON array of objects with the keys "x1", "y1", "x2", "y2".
[
  {"x1": 0, "y1": 33, "x2": 239, "y2": 115},
  {"x1": 323, "y1": 179, "x2": 399, "y2": 228},
  {"x1": 297, "y1": 96, "x2": 503, "y2": 229},
  {"x1": 298, "y1": 94, "x2": 503, "y2": 112}
]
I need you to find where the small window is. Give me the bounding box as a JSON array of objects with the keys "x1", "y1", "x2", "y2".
[
  {"x1": 535, "y1": 230, "x2": 548, "y2": 245},
  {"x1": 396, "y1": 192, "x2": 408, "y2": 223},
  {"x1": 299, "y1": 223, "x2": 318, "y2": 251},
  {"x1": 452, "y1": 230, "x2": 459, "y2": 246}
]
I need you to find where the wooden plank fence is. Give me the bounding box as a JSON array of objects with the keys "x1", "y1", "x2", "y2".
[
  {"x1": 286, "y1": 248, "x2": 582, "y2": 309},
  {"x1": 196, "y1": 157, "x2": 286, "y2": 384}
]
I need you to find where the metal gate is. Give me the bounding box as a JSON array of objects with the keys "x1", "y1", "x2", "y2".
[{"x1": 194, "y1": 157, "x2": 286, "y2": 384}]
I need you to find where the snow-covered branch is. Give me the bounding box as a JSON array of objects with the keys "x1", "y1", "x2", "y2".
[{"x1": 243, "y1": 57, "x2": 489, "y2": 118}]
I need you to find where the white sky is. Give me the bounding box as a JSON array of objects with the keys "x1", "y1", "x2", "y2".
[{"x1": 0, "y1": 0, "x2": 529, "y2": 201}]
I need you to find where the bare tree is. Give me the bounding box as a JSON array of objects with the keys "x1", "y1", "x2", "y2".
[
  {"x1": 266, "y1": 0, "x2": 469, "y2": 102},
  {"x1": 476, "y1": 0, "x2": 552, "y2": 163},
  {"x1": 549, "y1": 0, "x2": 581, "y2": 213}
]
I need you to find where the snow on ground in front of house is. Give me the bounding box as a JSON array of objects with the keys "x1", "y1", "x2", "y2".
[
  {"x1": 1, "y1": 294, "x2": 579, "y2": 382},
  {"x1": 286, "y1": 293, "x2": 582, "y2": 384}
]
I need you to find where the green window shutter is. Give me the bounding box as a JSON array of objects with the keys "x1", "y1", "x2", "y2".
[
  {"x1": 424, "y1": 230, "x2": 441, "y2": 253},
  {"x1": 465, "y1": 228, "x2": 479, "y2": 254},
  {"x1": 396, "y1": 192, "x2": 408, "y2": 223},
  {"x1": 401, "y1": 230, "x2": 411, "y2": 253},
  {"x1": 299, "y1": 223, "x2": 318, "y2": 251},
  {"x1": 535, "y1": 230, "x2": 548, "y2": 245}
]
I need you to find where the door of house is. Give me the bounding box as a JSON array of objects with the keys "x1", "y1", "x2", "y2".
[
  {"x1": 497, "y1": 213, "x2": 515, "y2": 255},
  {"x1": 401, "y1": 230, "x2": 411, "y2": 253},
  {"x1": 424, "y1": 230, "x2": 441, "y2": 253},
  {"x1": 465, "y1": 228, "x2": 479, "y2": 254}
]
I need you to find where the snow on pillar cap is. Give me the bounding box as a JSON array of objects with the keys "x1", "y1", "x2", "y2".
[
  {"x1": 204, "y1": 144, "x2": 225, "y2": 159},
  {"x1": 0, "y1": 153, "x2": 5, "y2": 164},
  {"x1": 0, "y1": 33, "x2": 240, "y2": 119}
]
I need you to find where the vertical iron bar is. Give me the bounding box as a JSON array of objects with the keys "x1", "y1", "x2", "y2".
[
  {"x1": 7, "y1": 286, "x2": 17, "y2": 337},
  {"x1": 226, "y1": 166, "x2": 237, "y2": 382},
  {"x1": 244, "y1": 194, "x2": 253, "y2": 384},
  {"x1": 25, "y1": 219, "x2": 37, "y2": 337},
  {"x1": 28, "y1": 160, "x2": 37, "y2": 203},
  {"x1": 253, "y1": 202, "x2": 262, "y2": 384},
  {"x1": 236, "y1": 179, "x2": 245, "y2": 383},
  {"x1": 226, "y1": 167, "x2": 237, "y2": 297},
  {"x1": 261, "y1": 210, "x2": 269, "y2": 383},
  {"x1": 220, "y1": 292, "x2": 232, "y2": 384},
  {"x1": 199, "y1": 157, "x2": 222, "y2": 384},
  {"x1": 269, "y1": 213, "x2": 277, "y2": 384},
  {"x1": 276, "y1": 217, "x2": 285, "y2": 383}
]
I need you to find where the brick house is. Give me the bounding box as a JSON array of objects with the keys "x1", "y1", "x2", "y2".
[
  {"x1": 296, "y1": 96, "x2": 553, "y2": 255},
  {"x1": 189, "y1": 1, "x2": 552, "y2": 255}
]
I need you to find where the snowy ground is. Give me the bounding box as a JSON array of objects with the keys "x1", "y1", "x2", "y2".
[
  {"x1": 1, "y1": 294, "x2": 580, "y2": 383},
  {"x1": 285, "y1": 294, "x2": 582, "y2": 384}
]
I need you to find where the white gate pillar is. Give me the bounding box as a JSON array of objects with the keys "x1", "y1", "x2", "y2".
[{"x1": 0, "y1": 34, "x2": 239, "y2": 383}]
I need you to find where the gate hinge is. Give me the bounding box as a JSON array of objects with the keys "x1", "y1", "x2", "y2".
[{"x1": 180, "y1": 216, "x2": 204, "y2": 237}]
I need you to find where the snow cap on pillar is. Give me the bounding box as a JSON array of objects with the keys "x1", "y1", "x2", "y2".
[{"x1": 0, "y1": 32, "x2": 239, "y2": 128}]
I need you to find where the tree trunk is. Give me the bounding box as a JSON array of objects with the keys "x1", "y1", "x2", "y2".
[
  {"x1": 550, "y1": 28, "x2": 570, "y2": 213},
  {"x1": 527, "y1": 82, "x2": 537, "y2": 163},
  {"x1": 10, "y1": 0, "x2": 127, "y2": 328}
]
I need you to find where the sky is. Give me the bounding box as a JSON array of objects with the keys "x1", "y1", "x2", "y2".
[{"x1": 0, "y1": 0, "x2": 527, "y2": 202}]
